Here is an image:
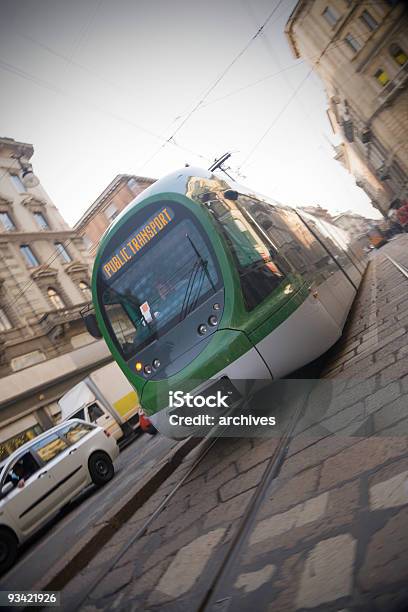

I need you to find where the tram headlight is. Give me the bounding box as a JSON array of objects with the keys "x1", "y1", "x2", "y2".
[
  {"x1": 144, "y1": 364, "x2": 153, "y2": 375},
  {"x1": 213, "y1": 303, "x2": 221, "y2": 311},
  {"x1": 152, "y1": 359, "x2": 161, "y2": 370},
  {"x1": 208, "y1": 315, "x2": 218, "y2": 326},
  {"x1": 198, "y1": 324, "x2": 207, "y2": 335}
]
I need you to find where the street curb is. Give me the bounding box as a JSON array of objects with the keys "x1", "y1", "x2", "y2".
[{"x1": 32, "y1": 436, "x2": 200, "y2": 595}]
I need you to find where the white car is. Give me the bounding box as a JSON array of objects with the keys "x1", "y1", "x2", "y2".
[{"x1": 0, "y1": 419, "x2": 119, "y2": 574}]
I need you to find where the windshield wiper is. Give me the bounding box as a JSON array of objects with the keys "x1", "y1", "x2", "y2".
[{"x1": 179, "y1": 235, "x2": 216, "y2": 322}]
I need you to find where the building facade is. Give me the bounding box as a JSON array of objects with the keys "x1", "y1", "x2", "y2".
[
  {"x1": 332, "y1": 211, "x2": 378, "y2": 238},
  {"x1": 74, "y1": 174, "x2": 155, "y2": 258},
  {"x1": 0, "y1": 137, "x2": 112, "y2": 460},
  {"x1": 286, "y1": 0, "x2": 408, "y2": 216}
]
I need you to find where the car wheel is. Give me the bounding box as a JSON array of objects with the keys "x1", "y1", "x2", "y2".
[
  {"x1": 88, "y1": 452, "x2": 114, "y2": 486},
  {"x1": 0, "y1": 528, "x2": 18, "y2": 575}
]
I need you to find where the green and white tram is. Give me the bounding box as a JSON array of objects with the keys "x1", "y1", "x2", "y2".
[{"x1": 85, "y1": 167, "x2": 366, "y2": 434}]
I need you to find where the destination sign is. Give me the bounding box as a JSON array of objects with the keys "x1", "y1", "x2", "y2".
[{"x1": 102, "y1": 207, "x2": 174, "y2": 280}]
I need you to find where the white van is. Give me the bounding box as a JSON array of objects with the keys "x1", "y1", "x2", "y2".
[
  {"x1": 0, "y1": 420, "x2": 119, "y2": 574},
  {"x1": 59, "y1": 362, "x2": 141, "y2": 441}
]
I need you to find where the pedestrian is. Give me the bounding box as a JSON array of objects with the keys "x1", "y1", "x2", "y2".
[{"x1": 396, "y1": 200, "x2": 408, "y2": 232}]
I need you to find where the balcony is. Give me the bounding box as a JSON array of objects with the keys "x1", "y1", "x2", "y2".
[
  {"x1": 378, "y1": 63, "x2": 408, "y2": 107},
  {"x1": 37, "y1": 304, "x2": 85, "y2": 338}
]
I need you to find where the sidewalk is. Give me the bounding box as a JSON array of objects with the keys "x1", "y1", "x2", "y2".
[{"x1": 66, "y1": 235, "x2": 408, "y2": 612}]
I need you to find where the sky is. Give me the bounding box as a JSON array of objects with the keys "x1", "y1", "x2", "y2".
[{"x1": 0, "y1": 0, "x2": 382, "y2": 225}]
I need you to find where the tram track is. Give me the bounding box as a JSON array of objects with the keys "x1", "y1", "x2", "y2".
[
  {"x1": 53, "y1": 379, "x2": 314, "y2": 612},
  {"x1": 197, "y1": 383, "x2": 313, "y2": 612},
  {"x1": 385, "y1": 254, "x2": 408, "y2": 280}
]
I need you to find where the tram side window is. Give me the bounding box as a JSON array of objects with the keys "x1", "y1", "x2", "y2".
[
  {"x1": 217, "y1": 211, "x2": 285, "y2": 311},
  {"x1": 249, "y1": 201, "x2": 336, "y2": 285},
  {"x1": 302, "y1": 214, "x2": 353, "y2": 275}
]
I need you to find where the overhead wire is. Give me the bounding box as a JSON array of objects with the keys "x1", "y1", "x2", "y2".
[
  {"x1": 137, "y1": 0, "x2": 287, "y2": 170},
  {"x1": 237, "y1": 28, "x2": 377, "y2": 170},
  {"x1": 0, "y1": 59, "x2": 208, "y2": 166},
  {"x1": 0, "y1": 4, "x2": 387, "y2": 309}
]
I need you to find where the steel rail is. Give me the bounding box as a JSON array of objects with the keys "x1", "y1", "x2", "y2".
[
  {"x1": 197, "y1": 384, "x2": 313, "y2": 612},
  {"x1": 385, "y1": 254, "x2": 408, "y2": 280}
]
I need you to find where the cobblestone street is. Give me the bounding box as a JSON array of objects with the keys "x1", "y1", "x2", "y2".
[{"x1": 63, "y1": 235, "x2": 408, "y2": 612}]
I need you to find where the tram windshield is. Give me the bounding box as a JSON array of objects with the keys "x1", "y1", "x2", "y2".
[{"x1": 96, "y1": 204, "x2": 221, "y2": 358}]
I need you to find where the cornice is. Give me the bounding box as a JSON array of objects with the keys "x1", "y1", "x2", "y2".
[
  {"x1": 73, "y1": 174, "x2": 155, "y2": 231},
  {"x1": 0, "y1": 230, "x2": 79, "y2": 242}
]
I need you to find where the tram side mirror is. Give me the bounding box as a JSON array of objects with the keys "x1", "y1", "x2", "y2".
[
  {"x1": 84, "y1": 314, "x2": 103, "y2": 339},
  {"x1": 1, "y1": 482, "x2": 13, "y2": 497}
]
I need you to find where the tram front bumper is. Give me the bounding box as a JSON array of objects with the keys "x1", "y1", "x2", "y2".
[{"x1": 147, "y1": 343, "x2": 272, "y2": 439}]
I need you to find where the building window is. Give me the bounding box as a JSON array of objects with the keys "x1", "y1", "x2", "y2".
[
  {"x1": 323, "y1": 6, "x2": 340, "y2": 27},
  {"x1": 390, "y1": 43, "x2": 407, "y2": 66},
  {"x1": 127, "y1": 178, "x2": 139, "y2": 193},
  {"x1": 33, "y1": 211, "x2": 49, "y2": 230},
  {"x1": 55, "y1": 242, "x2": 72, "y2": 263},
  {"x1": 360, "y1": 10, "x2": 378, "y2": 31},
  {"x1": 0, "y1": 211, "x2": 16, "y2": 231},
  {"x1": 0, "y1": 307, "x2": 12, "y2": 332},
  {"x1": 11, "y1": 350, "x2": 46, "y2": 372},
  {"x1": 105, "y1": 203, "x2": 118, "y2": 222},
  {"x1": 47, "y1": 287, "x2": 65, "y2": 310},
  {"x1": 344, "y1": 33, "x2": 361, "y2": 54},
  {"x1": 79, "y1": 280, "x2": 92, "y2": 301},
  {"x1": 374, "y1": 68, "x2": 390, "y2": 86},
  {"x1": 10, "y1": 174, "x2": 26, "y2": 193},
  {"x1": 20, "y1": 244, "x2": 39, "y2": 267},
  {"x1": 83, "y1": 234, "x2": 93, "y2": 250}
]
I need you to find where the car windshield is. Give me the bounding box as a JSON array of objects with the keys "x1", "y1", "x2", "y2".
[{"x1": 97, "y1": 203, "x2": 221, "y2": 358}]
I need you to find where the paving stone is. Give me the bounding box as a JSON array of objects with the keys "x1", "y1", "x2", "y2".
[
  {"x1": 281, "y1": 435, "x2": 360, "y2": 479},
  {"x1": 320, "y1": 401, "x2": 366, "y2": 434},
  {"x1": 371, "y1": 589, "x2": 408, "y2": 612},
  {"x1": 295, "y1": 534, "x2": 356, "y2": 608},
  {"x1": 125, "y1": 559, "x2": 170, "y2": 600},
  {"x1": 143, "y1": 524, "x2": 201, "y2": 573},
  {"x1": 89, "y1": 563, "x2": 134, "y2": 600},
  {"x1": 397, "y1": 344, "x2": 408, "y2": 360},
  {"x1": 369, "y1": 468, "x2": 408, "y2": 510},
  {"x1": 87, "y1": 541, "x2": 127, "y2": 570},
  {"x1": 205, "y1": 463, "x2": 238, "y2": 493},
  {"x1": 378, "y1": 416, "x2": 408, "y2": 436},
  {"x1": 380, "y1": 356, "x2": 408, "y2": 386},
  {"x1": 373, "y1": 331, "x2": 408, "y2": 362},
  {"x1": 219, "y1": 460, "x2": 268, "y2": 502},
  {"x1": 203, "y1": 489, "x2": 254, "y2": 530},
  {"x1": 246, "y1": 480, "x2": 359, "y2": 564},
  {"x1": 257, "y1": 466, "x2": 320, "y2": 518},
  {"x1": 345, "y1": 354, "x2": 395, "y2": 388},
  {"x1": 236, "y1": 438, "x2": 279, "y2": 473},
  {"x1": 151, "y1": 528, "x2": 225, "y2": 599},
  {"x1": 249, "y1": 492, "x2": 329, "y2": 546},
  {"x1": 266, "y1": 553, "x2": 303, "y2": 612},
  {"x1": 163, "y1": 498, "x2": 212, "y2": 538},
  {"x1": 319, "y1": 438, "x2": 408, "y2": 490},
  {"x1": 373, "y1": 395, "x2": 408, "y2": 432},
  {"x1": 187, "y1": 489, "x2": 218, "y2": 510},
  {"x1": 325, "y1": 379, "x2": 376, "y2": 416},
  {"x1": 359, "y1": 507, "x2": 408, "y2": 590},
  {"x1": 365, "y1": 381, "x2": 401, "y2": 413},
  {"x1": 234, "y1": 564, "x2": 276, "y2": 594}
]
